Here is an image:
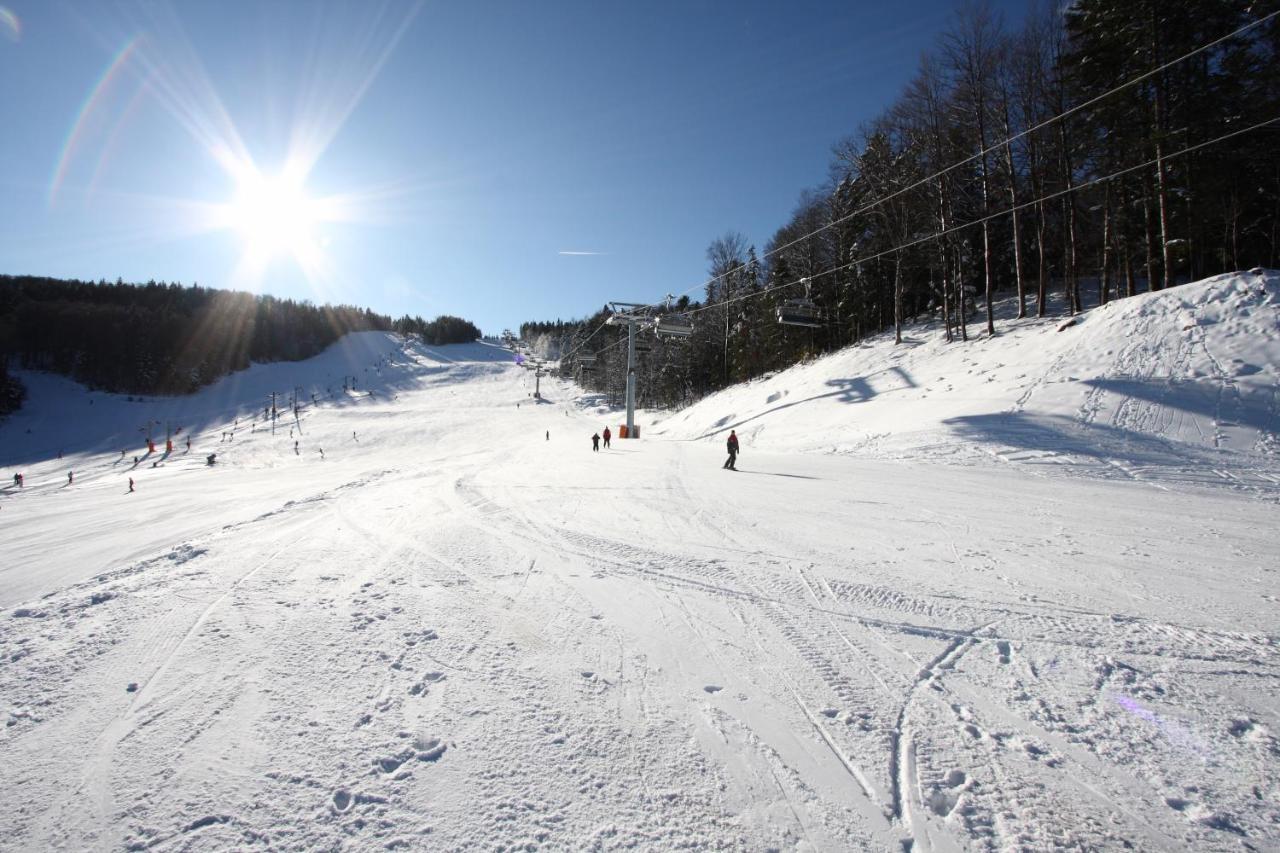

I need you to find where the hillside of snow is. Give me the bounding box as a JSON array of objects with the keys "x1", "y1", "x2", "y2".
[
  {"x1": 1, "y1": 274, "x2": 1277, "y2": 851},
  {"x1": 654, "y1": 270, "x2": 1280, "y2": 494}
]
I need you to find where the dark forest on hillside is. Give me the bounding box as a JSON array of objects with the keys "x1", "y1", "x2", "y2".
[
  {"x1": 524, "y1": 0, "x2": 1280, "y2": 410},
  {"x1": 0, "y1": 275, "x2": 479, "y2": 400}
]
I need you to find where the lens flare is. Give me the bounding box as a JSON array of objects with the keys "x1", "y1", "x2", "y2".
[
  {"x1": 0, "y1": 7, "x2": 20, "y2": 43},
  {"x1": 49, "y1": 36, "x2": 142, "y2": 208}
]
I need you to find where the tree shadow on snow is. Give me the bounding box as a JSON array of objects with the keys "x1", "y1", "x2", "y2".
[
  {"x1": 939, "y1": 411, "x2": 1280, "y2": 490},
  {"x1": 693, "y1": 366, "x2": 917, "y2": 440},
  {"x1": 736, "y1": 470, "x2": 823, "y2": 481},
  {"x1": 1083, "y1": 377, "x2": 1278, "y2": 435}
]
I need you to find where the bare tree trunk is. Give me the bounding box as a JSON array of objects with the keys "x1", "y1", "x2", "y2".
[
  {"x1": 981, "y1": 179, "x2": 995, "y2": 335},
  {"x1": 1002, "y1": 100, "x2": 1025, "y2": 318},
  {"x1": 1036, "y1": 201, "x2": 1048, "y2": 317},
  {"x1": 1100, "y1": 182, "x2": 1112, "y2": 306},
  {"x1": 1142, "y1": 171, "x2": 1159, "y2": 291},
  {"x1": 1151, "y1": 11, "x2": 1173, "y2": 290},
  {"x1": 942, "y1": 253, "x2": 953, "y2": 343},
  {"x1": 893, "y1": 252, "x2": 903, "y2": 345},
  {"x1": 1155, "y1": 142, "x2": 1174, "y2": 289},
  {"x1": 1058, "y1": 118, "x2": 1080, "y2": 314}
]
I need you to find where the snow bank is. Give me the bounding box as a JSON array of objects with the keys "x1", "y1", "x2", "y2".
[{"x1": 653, "y1": 271, "x2": 1279, "y2": 486}]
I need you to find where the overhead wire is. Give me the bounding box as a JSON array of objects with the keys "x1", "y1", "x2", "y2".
[{"x1": 679, "y1": 114, "x2": 1280, "y2": 319}]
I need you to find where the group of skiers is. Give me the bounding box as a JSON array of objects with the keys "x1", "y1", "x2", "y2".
[
  {"x1": 590, "y1": 426, "x2": 612, "y2": 452},
  {"x1": 586, "y1": 426, "x2": 740, "y2": 469},
  {"x1": 588, "y1": 425, "x2": 614, "y2": 450}
]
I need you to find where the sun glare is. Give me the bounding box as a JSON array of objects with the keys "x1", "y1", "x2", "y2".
[{"x1": 229, "y1": 172, "x2": 318, "y2": 257}]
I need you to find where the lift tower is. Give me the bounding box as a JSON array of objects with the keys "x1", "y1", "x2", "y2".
[{"x1": 605, "y1": 303, "x2": 654, "y2": 438}]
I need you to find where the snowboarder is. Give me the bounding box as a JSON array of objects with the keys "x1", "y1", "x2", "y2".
[
  {"x1": 206, "y1": 453, "x2": 217, "y2": 465},
  {"x1": 602, "y1": 426, "x2": 611, "y2": 448},
  {"x1": 128, "y1": 477, "x2": 134, "y2": 493},
  {"x1": 591, "y1": 433, "x2": 600, "y2": 452},
  {"x1": 723, "y1": 430, "x2": 739, "y2": 470}
]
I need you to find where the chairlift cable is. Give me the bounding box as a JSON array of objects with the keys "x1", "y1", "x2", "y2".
[{"x1": 680, "y1": 114, "x2": 1280, "y2": 319}]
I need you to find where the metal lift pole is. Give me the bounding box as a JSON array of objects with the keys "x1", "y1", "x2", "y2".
[
  {"x1": 607, "y1": 302, "x2": 652, "y2": 439},
  {"x1": 625, "y1": 317, "x2": 637, "y2": 436}
]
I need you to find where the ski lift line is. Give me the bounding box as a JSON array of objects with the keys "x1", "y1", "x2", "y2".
[
  {"x1": 642, "y1": 8, "x2": 1280, "y2": 314},
  {"x1": 680, "y1": 114, "x2": 1280, "y2": 320}
]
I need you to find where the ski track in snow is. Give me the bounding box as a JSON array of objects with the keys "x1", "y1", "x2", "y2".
[{"x1": 2, "y1": 273, "x2": 1279, "y2": 850}]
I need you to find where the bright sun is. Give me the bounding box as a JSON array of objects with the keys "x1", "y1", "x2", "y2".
[{"x1": 229, "y1": 172, "x2": 318, "y2": 257}]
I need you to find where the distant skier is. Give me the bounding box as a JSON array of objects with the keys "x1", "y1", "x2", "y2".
[
  {"x1": 13, "y1": 473, "x2": 22, "y2": 488},
  {"x1": 723, "y1": 430, "x2": 739, "y2": 471},
  {"x1": 67, "y1": 471, "x2": 74, "y2": 485},
  {"x1": 591, "y1": 433, "x2": 600, "y2": 452},
  {"x1": 319, "y1": 448, "x2": 325, "y2": 459},
  {"x1": 128, "y1": 477, "x2": 134, "y2": 493},
  {"x1": 546, "y1": 430, "x2": 550, "y2": 441},
  {"x1": 602, "y1": 426, "x2": 611, "y2": 448},
  {"x1": 206, "y1": 453, "x2": 217, "y2": 465}
]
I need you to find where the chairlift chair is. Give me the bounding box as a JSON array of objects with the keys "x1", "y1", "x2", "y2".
[
  {"x1": 777, "y1": 276, "x2": 822, "y2": 327},
  {"x1": 777, "y1": 299, "x2": 821, "y2": 327},
  {"x1": 655, "y1": 314, "x2": 694, "y2": 338}
]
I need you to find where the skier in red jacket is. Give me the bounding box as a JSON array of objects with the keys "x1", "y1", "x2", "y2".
[
  {"x1": 723, "y1": 430, "x2": 739, "y2": 470},
  {"x1": 602, "y1": 426, "x2": 611, "y2": 448}
]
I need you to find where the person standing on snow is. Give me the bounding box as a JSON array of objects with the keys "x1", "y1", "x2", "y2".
[
  {"x1": 602, "y1": 426, "x2": 611, "y2": 448},
  {"x1": 591, "y1": 433, "x2": 600, "y2": 452},
  {"x1": 723, "y1": 430, "x2": 739, "y2": 470},
  {"x1": 128, "y1": 477, "x2": 134, "y2": 493}
]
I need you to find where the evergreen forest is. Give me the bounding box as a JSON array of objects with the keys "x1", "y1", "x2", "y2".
[{"x1": 0, "y1": 275, "x2": 479, "y2": 402}]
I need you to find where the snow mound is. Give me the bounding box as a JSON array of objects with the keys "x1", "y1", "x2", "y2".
[{"x1": 653, "y1": 270, "x2": 1280, "y2": 489}]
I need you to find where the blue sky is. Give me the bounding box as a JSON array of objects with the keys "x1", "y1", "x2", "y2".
[{"x1": 0, "y1": 1, "x2": 1029, "y2": 334}]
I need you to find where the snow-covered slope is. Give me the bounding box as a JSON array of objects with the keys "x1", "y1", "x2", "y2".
[
  {"x1": 1, "y1": 278, "x2": 1277, "y2": 851},
  {"x1": 655, "y1": 270, "x2": 1280, "y2": 492}
]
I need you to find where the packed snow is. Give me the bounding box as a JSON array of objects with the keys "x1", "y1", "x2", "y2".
[{"x1": 1, "y1": 271, "x2": 1277, "y2": 851}]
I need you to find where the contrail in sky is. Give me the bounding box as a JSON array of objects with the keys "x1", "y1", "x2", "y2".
[{"x1": 558, "y1": 250, "x2": 606, "y2": 256}]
